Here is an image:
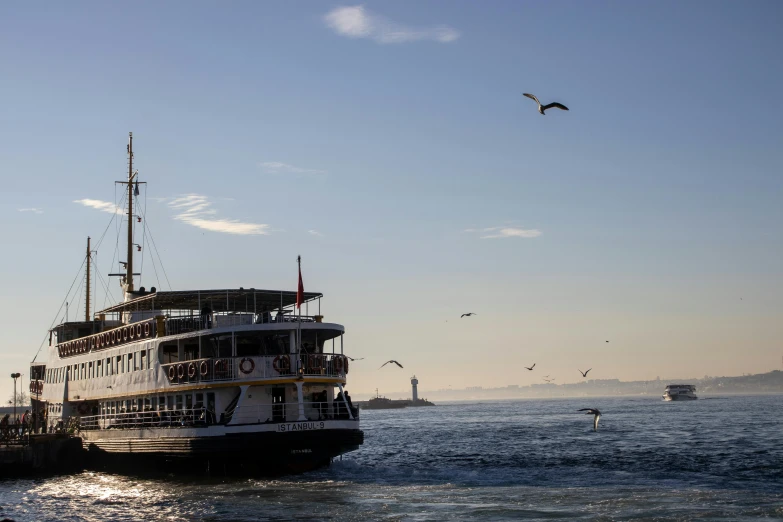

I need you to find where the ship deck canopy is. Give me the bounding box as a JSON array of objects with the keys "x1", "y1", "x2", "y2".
[{"x1": 97, "y1": 289, "x2": 322, "y2": 316}]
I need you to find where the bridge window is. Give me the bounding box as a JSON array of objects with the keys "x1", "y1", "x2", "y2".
[{"x1": 140, "y1": 350, "x2": 147, "y2": 371}]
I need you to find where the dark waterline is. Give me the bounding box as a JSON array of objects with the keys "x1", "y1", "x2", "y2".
[{"x1": 1, "y1": 395, "x2": 781, "y2": 521}]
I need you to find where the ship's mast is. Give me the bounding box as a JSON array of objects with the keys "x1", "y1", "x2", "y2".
[
  {"x1": 126, "y1": 132, "x2": 134, "y2": 294},
  {"x1": 85, "y1": 236, "x2": 91, "y2": 321}
]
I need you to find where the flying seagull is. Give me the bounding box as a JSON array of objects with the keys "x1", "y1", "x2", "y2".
[
  {"x1": 379, "y1": 360, "x2": 403, "y2": 369},
  {"x1": 578, "y1": 408, "x2": 601, "y2": 431},
  {"x1": 579, "y1": 368, "x2": 592, "y2": 378},
  {"x1": 461, "y1": 313, "x2": 476, "y2": 318},
  {"x1": 347, "y1": 357, "x2": 364, "y2": 361},
  {"x1": 525, "y1": 363, "x2": 536, "y2": 371},
  {"x1": 523, "y1": 93, "x2": 569, "y2": 115}
]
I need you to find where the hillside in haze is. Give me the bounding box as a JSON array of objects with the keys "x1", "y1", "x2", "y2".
[{"x1": 358, "y1": 370, "x2": 783, "y2": 401}]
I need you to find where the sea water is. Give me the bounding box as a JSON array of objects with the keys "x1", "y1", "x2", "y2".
[{"x1": 1, "y1": 395, "x2": 781, "y2": 521}]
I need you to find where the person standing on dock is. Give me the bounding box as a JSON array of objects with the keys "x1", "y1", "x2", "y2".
[{"x1": 21, "y1": 410, "x2": 30, "y2": 436}]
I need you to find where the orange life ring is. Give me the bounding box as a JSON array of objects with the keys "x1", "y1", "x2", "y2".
[
  {"x1": 129, "y1": 325, "x2": 135, "y2": 339},
  {"x1": 122, "y1": 327, "x2": 128, "y2": 341},
  {"x1": 188, "y1": 362, "x2": 197, "y2": 379},
  {"x1": 239, "y1": 357, "x2": 255, "y2": 374},
  {"x1": 177, "y1": 364, "x2": 185, "y2": 379},
  {"x1": 200, "y1": 360, "x2": 209, "y2": 377},
  {"x1": 136, "y1": 324, "x2": 142, "y2": 338},
  {"x1": 110, "y1": 330, "x2": 116, "y2": 344},
  {"x1": 273, "y1": 355, "x2": 290, "y2": 374},
  {"x1": 144, "y1": 322, "x2": 150, "y2": 337},
  {"x1": 168, "y1": 365, "x2": 176, "y2": 381}
]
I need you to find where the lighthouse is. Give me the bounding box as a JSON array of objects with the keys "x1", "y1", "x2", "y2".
[{"x1": 411, "y1": 375, "x2": 419, "y2": 402}]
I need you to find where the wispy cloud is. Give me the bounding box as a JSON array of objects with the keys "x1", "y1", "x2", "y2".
[
  {"x1": 481, "y1": 227, "x2": 542, "y2": 239},
  {"x1": 308, "y1": 230, "x2": 324, "y2": 237},
  {"x1": 464, "y1": 225, "x2": 543, "y2": 239},
  {"x1": 259, "y1": 162, "x2": 326, "y2": 175},
  {"x1": 324, "y1": 5, "x2": 460, "y2": 44},
  {"x1": 18, "y1": 208, "x2": 43, "y2": 214},
  {"x1": 74, "y1": 199, "x2": 124, "y2": 215},
  {"x1": 168, "y1": 194, "x2": 271, "y2": 235}
]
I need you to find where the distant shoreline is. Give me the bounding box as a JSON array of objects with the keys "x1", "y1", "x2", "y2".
[{"x1": 354, "y1": 370, "x2": 783, "y2": 402}]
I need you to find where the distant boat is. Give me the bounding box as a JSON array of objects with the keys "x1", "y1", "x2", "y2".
[
  {"x1": 357, "y1": 389, "x2": 435, "y2": 410},
  {"x1": 359, "y1": 390, "x2": 408, "y2": 410},
  {"x1": 662, "y1": 384, "x2": 697, "y2": 401}
]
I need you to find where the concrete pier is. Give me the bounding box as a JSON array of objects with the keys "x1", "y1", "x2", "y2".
[{"x1": 0, "y1": 435, "x2": 83, "y2": 477}]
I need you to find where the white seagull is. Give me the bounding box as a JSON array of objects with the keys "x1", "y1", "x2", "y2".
[
  {"x1": 578, "y1": 408, "x2": 601, "y2": 431},
  {"x1": 379, "y1": 360, "x2": 404, "y2": 369},
  {"x1": 523, "y1": 93, "x2": 569, "y2": 115}
]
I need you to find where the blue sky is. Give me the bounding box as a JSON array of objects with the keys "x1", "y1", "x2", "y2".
[{"x1": 1, "y1": 1, "x2": 782, "y2": 400}]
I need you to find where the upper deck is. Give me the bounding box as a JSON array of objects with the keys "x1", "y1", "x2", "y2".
[{"x1": 51, "y1": 288, "x2": 325, "y2": 358}]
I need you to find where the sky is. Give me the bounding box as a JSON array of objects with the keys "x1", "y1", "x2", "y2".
[{"x1": 1, "y1": 1, "x2": 782, "y2": 401}]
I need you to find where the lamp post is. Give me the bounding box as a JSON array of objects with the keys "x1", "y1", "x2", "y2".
[{"x1": 10, "y1": 373, "x2": 21, "y2": 420}]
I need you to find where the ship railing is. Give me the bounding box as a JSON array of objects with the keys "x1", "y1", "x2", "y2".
[
  {"x1": 79, "y1": 407, "x2": 212, "y2": 431},
  {"x1": 161, "y1": 313, "x2": 323, "y2": 336},
  {"x1": 161, "y1": 354, "x2": 348, "y2": 385},
  {"x1": 164, "y1": 316, "x2": 211, "y2": 336},
  {"x1": 229, "y1": 401, "x2": 358, "y2": 425}
]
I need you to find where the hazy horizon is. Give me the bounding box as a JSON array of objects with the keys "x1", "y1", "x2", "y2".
[{"x1": 2, "y1": 1, "x2": 782, "y2": 401}]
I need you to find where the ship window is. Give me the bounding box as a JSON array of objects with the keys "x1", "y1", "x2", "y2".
[
  {"x1": 176, "y1": 395, "x2": 183, "y2": 411},
  {"x1": 88, "y1": 362, "x2": 93, "y2": 378},
  {"x1": 183, "y1": 341, "x2": 199, "y2": 361},
  {"x1": 158, "y1": 396, "x2": 165, "y2": 411},
  {"x1": 140, "y1": 350, "x2": 147, "y2": 371},
  {"x1": 80, "y1": 363, "x2": 85, "y2": 380},
  {"x1": 167, "y1": 396, "x2": 174, "y2": 410},
  {"x1": 106, "y1": 358, "x2": 111, "y2": 376},
  {"x1": 144, "y1": 398, "x2": 151, "y2": 411},
  {"x1": 235, "y1": 332, "x2": 266, "y2": 357},
  {"x1": 160, "y1": 342, "x2": 179, "y2": 364},
  {"x1": 186, "y1": 394, "x2": 193, "y2": 411},
  {"x1": 128, "y1": 353, "x2": 134, "y2": 373}
]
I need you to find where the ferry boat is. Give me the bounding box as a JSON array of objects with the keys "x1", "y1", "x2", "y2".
[
  {"x1": 28, "y1": 133, "x2": 363, "y2": 474},
  {"x1": 662, "y1": 384, "x2": 697, "y2": 401}
]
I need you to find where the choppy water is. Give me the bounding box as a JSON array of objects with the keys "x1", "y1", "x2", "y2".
[{"x1": 1, "y1": 395, "x2": 782, "y2": 521}]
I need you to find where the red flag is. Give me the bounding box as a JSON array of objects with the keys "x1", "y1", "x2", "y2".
[{"x1": 296, "y1": 256, "x2": 304, "y2": 309}]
